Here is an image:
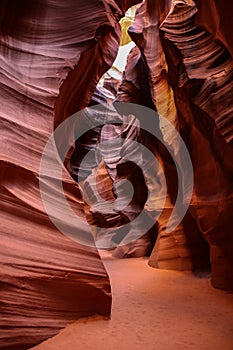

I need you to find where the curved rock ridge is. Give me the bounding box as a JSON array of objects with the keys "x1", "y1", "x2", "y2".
[
  {"x1": 160, "y1": 0, "x2": 233, "y2": 143},
  {"x1": 194, "y1": 0, "x2": 233, "y2": 60},
  {"x1": 1, "y1": 0, "x2": 233, "y2": 348},
  {"x1": 61, "y1": 0, "x2": 232, "y2": 288},
  {"x1": 159, "y1": 0, "x2": 233, "y2": 290},
  {"x1": 125, "y1": 0, "x2": 233, "y2": 289},
  {"x1": 116, "y1": 44, "x2": 210, "y2": 270},
  {"x1": 66, "y1": 89, "x2": 154, "y2": 256},
  {"x1": 0, "y1": 0, "x2": 140, "y2": 349}
]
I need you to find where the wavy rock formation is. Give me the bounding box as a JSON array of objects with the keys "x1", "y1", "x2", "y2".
[
  {"x1": 194, "y1": 0, "x2": 233, "y2": 59},
  {"x1": 160, "y1": 0, "x2": 233, "y2": 290},
  {"x1": 117, "y1": 44, "x2": 210, "y2": 270},
  {"x1": 126, "y1": 0, "x2": 233, "y2": 289},
  {"x1": 0, "y1": 0, "x2": 138, "y2": 349},
  {"x1": 1, "y1": 0, "x2": 233, "y2": 348}
]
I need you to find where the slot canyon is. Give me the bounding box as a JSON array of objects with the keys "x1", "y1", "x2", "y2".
[{"x1": 0, "y1": 1, "x2": 233, "y2": 349}]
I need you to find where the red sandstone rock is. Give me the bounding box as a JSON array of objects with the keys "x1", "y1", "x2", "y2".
[
  {"x1": 117, "y1": 37, "x2": 210, "y2": 270},
  {"x1": 1, "y1": 1, "x2": 233, "y2": 349},
  {"x1": 126, "y1": 0, "x2": 233, "y2": 288},
  {"x1": 194, "y1": 0, "x2": 233, "y2": 59},
  {"x1": 0, "y1": 1, "x2": 139, "y2": 348},
  {"x1": 160, "y1": 0, "x2": 233, "y2": 290}
]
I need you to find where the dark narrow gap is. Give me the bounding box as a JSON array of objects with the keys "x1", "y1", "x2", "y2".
[{"x1": 56, "y1": 5, "x2": 211, "y2": 276}]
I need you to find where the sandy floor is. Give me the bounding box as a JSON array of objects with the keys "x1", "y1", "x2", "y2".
[{"x1": 31, "y1": 252, "x2": 233, "y2": 350}]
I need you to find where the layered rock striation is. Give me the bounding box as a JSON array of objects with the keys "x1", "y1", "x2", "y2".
[{"x1": 1, "y1": 0, "x2": 233, "y2": 349}]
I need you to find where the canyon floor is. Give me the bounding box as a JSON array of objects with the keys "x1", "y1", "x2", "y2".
[{"x1": 31, "y1": 251, "x2": 233, "y2": 350}]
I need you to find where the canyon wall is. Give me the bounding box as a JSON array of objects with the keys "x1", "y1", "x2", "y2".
[
  {"x1": 0, "y1": 0, "x2": 233, "y2": 349},
  {"x1": 0, "y1": 0, "x2": 136, "y2": 348},
  {"x1": 125, "y1": 0, "x2": 233, "y2": 288}
]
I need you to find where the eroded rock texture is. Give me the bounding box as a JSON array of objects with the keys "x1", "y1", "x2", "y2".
[
  {"x1": 117, "y1": 44, "x2": 210, "y2": 271},
  {"x1": 1, "y1": 0, "x2": 233, "y2": 348},
  {"x1": 160, "y1": 0, "x2": 233, "y2": 290},
  {"x1": 0, "y1": 0, "x2": 138, "y2": 349},
  {"x1": 125, "y1": 0, "x2": 233, "y2": 289}
]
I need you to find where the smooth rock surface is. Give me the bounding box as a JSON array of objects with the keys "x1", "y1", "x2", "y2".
[{"x1": 0, "y1": 1, "x2": 138, "y2": 348}]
